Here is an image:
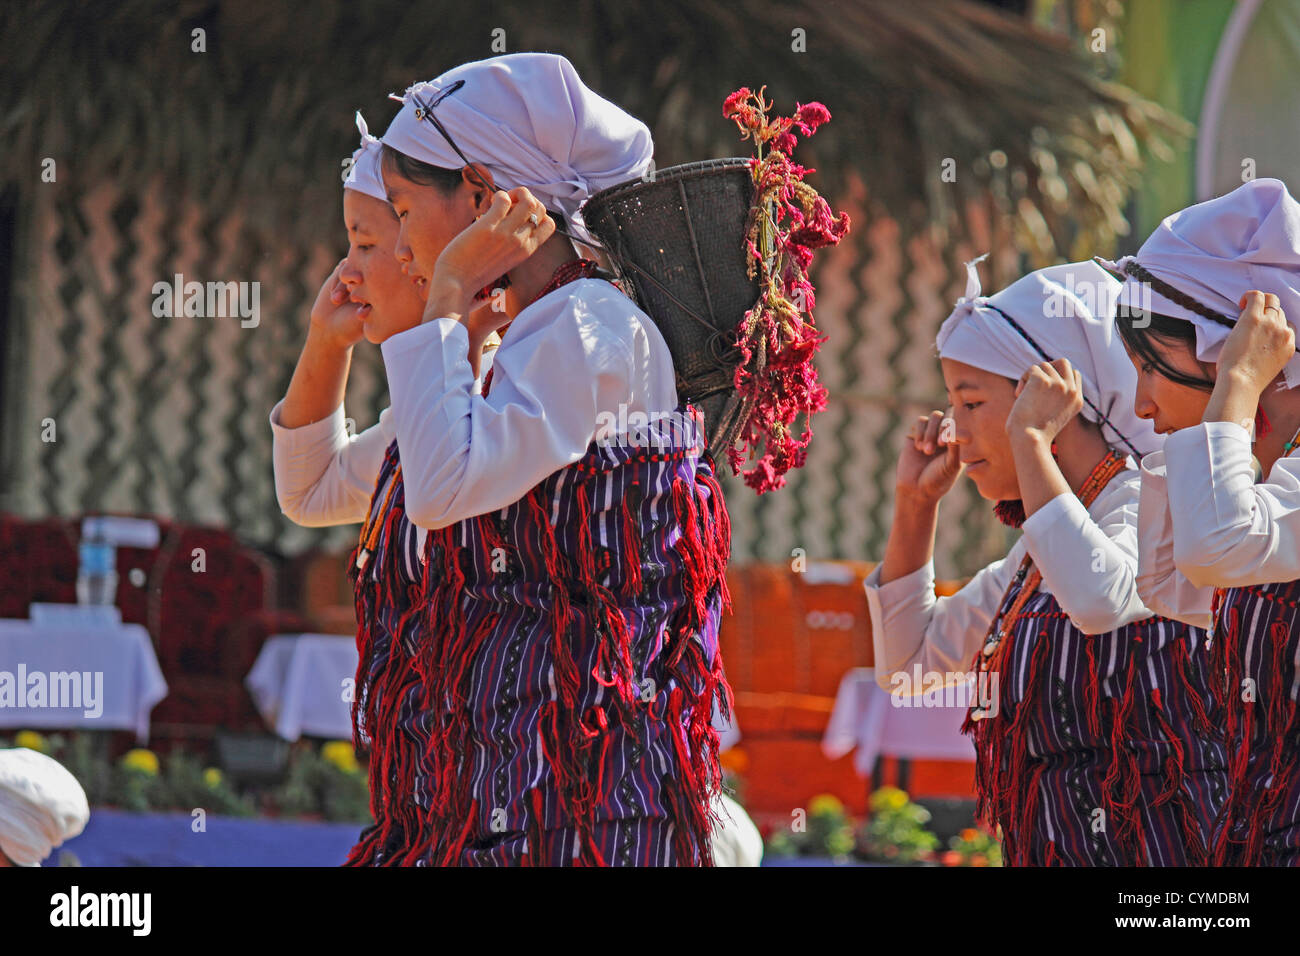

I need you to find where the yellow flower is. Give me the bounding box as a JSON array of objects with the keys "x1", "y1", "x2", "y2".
[
  {"x1": 321, "y1": 741, "x2": 359, "y2": 774},
  {"x1": 871, "y1": 786, "x2": 908, "y2": 812},
  {"x1": 203, "y1": 768, "x2": 223, "y2": 789},
  {"x1": 14, "y1": 730, "x2": 49, "y2": 754},
  {"x1": 808, "y1": 793, "x2": 844, "y2": 817},
  {"x1": 121, "y1": 749, "x2": 159, "y2": 775}
]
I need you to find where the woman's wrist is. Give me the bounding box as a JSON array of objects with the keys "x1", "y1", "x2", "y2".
[
  {"x1": 422, "y1": 276, "x2": 472, "y2": 325},
  {"x1": 1008, "y1": 426, "x2": 1052, "y2": 455},
  {"x1": 305, "y1": 320, "x2": 357, "y2": 355},
  {"x1": 1204, "y1": 368, "x2": 1264, "y2": 427},
  {"x1": 893, "y1": 483, "x2": 944, "y2": 515}
]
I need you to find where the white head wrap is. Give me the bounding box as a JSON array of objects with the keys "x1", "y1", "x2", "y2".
[
  {"x1": 1101, "y1": 177, "x2": 1300, "y2": 388},
  {"x1": 381, "y1": 53, "x2": 653, "y2": 244},
  {"x1": 342, "y1": 111, "x2": 388, "y2": 203},
  {"x1": 0, "y1": 748, "x2": 89, "y2": 866},
  {"x1": 936, "y1": 257, "x2": 1160, "y2": 457}
]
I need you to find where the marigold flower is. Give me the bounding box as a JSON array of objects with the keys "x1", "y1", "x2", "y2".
[
  {"x1": 321, "y1": 740, "x2": 360, "y2": 774},
  {"x1": 121, "y1": 748, "x2": 159, "y2": 775},
  {"x1": 14, "y1": 730, "x2": 49, "y2": 754}
]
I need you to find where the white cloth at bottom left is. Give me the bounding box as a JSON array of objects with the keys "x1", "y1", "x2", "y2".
[{"x1": 0, "y1": 748, "x2": 89, "y2": 866}]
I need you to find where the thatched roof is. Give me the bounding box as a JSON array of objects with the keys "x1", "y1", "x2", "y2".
[{"x1": 2, "y1": 0, "x2": 1187, "y2": 259}]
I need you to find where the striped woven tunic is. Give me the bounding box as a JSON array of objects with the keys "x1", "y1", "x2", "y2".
[
  {"x1": 963, "y1": 586, "x2": 1225, "y2": 865},
  {"x1": 1208, "y1": 581, "x2": 1300, "y2": 866},
  {"x1": 867, "y1": 465, "x2": 1228, "y2": 866},
  {"x1": 345, "y1": 405, "x2": 733, "y2": 867},
  {"x1": 1136, "y1": 420, "x2": 1300, "y2": 866}
]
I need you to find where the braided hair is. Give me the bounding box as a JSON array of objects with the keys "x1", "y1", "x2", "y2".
[{"x1": 1110, "y1": 260, "x2": 1220, "y2": 391}]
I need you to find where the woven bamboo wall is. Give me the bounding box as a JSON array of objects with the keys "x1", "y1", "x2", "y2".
[{"x1": 2, "y1": 176, "x2": 1016, "y2": 579}]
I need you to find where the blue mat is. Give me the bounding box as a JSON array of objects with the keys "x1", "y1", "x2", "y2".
[{"x1": 44, "y1": 808, "x2": 364, "y2": 867}]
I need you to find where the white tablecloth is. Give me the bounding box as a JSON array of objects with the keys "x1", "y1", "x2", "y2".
[
  {"x1": 0, "y1": 618, "x2": 168, "y2": 743},
  {"x1": 245, "y1": 634, "x2": 358, "y2": 741},
  {"x1": 247, "y1": 633, "x2": 744, "y2": 747},
  {"x1": 821, "y1": 667, "x2": 975, "y2": 776}
]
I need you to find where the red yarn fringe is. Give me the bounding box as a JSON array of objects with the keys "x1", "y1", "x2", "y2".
[
  {"x1": 965, "y1": 618, "x2": 1211, "y2": 866},
  {"x1": 1210, "y1": 593, "x2": 1300, "y2": 865},
  {"x1": 348, "y1": 454, "x2": 732, "y2": 866}
]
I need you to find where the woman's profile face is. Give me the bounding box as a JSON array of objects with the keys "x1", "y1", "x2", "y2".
[
  {"x1": 381, "y1": 162, "x2": 477, "y2": 291},
  {"x1": 940, "y1": 358, "x2": 1021, "y2": 502},
  {"x1": 339, "y1": 190, "x2": 427, "y2": 344},
  {"x1": 1121, "y1": 334, "x2": 1214, "y2": 435}
]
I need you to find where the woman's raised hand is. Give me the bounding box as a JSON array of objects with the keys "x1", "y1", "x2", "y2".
[
  {"x1": 896, "y1": 409, "x2": 964, "y2": 503},
  {"x1": 424, "y1": 187, "x2": 557, "y2": 323},
  {"x1": 1217, "y1": 291, "x2": 1294, "y2": 397},
  {"x1": 309, "y1": 259, "x2": 366, "y2": 350},
  {"x1": 1006, "y1": 358, "x2": 1084, "y2": 445}
]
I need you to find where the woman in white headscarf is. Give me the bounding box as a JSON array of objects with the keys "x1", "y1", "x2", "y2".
[
  {"x1": 866, "y1": 259, "x2": 1225, "y2": 866},
  {"x1": 270, "y1": 114, "x2": 499, "y2": 528},
  {"x1": 340, "y1": 53, "x2": 732, "y2": 868},
  {"x1": 1112, "y1": 177, "x2": 1300, "y2": 865}
]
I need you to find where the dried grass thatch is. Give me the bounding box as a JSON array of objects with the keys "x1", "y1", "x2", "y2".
[{"x1": 1, "y1": 0, "x2": 1186, "y2": 260}]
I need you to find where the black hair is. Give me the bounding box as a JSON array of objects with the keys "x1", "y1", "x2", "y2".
[
  {"x1": 379, "y1": 143, "x2": 463, "y2": 193},
  {"x1": 1114, "y1": 304, "x2": 1216, "y2": 391},
  {"x1": 378, "y1": 144, "x2": 571, "y2": 236}
]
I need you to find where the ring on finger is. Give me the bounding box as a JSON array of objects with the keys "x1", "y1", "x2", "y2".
[{"x1": 527, "y1": 213, "x2": 540, "y2": 227}]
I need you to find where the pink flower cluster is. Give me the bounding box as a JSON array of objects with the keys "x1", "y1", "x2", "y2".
[{"x1": 722, "y1": 87, "x2": 850, "y2": 493}]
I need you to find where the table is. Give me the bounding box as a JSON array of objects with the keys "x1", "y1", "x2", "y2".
[
  {"x1": 821, "y1": 667, "x2": 975, "y2": 777},
  {"x1": 245, "y1": 634, "x2": 357, "y2": 741},
  {"x1": 247, "y1": 633, "x2": 742, "y2": 747},
  {"x1": 0, "y1": 619, "x2": 168, "y2": 743}
]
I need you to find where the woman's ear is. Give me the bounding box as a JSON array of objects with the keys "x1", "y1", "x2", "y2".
[{"x1": 462, "y1": 163, "x2": 496, "y2": 209}]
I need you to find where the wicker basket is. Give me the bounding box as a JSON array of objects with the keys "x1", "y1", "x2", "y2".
[{"x1": 583, "y1": 158, "x2": 760, "y2": 460}]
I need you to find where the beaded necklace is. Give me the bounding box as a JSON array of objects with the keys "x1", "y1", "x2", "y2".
[
  {"x1": 356, "y1": 455, "x2": 402, "y2": 572},
  {"x1": 972, "y1": 449, "x2": 1129, "y2": 688},
  {"x1": 1249, "y1": 414, "x2": 1300, "y2": 483},
  {"x1": 481, "y1": 258, "x2": 602, "y2": 397}
]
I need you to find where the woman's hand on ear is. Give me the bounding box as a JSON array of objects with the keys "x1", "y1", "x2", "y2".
[
  {"x1": 309, "y1": 258, "x2": 367, "y2": 350},
  {"x1": 1006, "y1": 358, "x2": 1084, "y2": 445},
  {"x1": 422, "y1": 187, "x2": 556, "y2": 324}
]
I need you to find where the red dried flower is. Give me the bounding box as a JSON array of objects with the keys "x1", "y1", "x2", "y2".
[
  {"x1": 723, "y1": 87, "x2": 753, "y2": 118},
  {"x1": 793, "y1": 102, "x2": 831, "y2": 135},
  {"x1": 722, "y1": 87, "x2": 850, "y2": 493},
  {"x1": 772, "y1": 132, "x2": 798, "y2": 155}
]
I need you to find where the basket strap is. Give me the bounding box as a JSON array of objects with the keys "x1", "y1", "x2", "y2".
[{"x1": 612, "y1": 254, "x2": 739, "y2": 343}]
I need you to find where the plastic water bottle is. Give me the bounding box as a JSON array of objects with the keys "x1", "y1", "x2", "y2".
[{"x1": 76, "y1": 518, "x2": 118, "y2": 606}]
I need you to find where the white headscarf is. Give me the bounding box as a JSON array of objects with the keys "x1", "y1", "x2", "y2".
[
  {"x1": 1101, "y1": 177, "x2": 1300, "y2": 388},
  {"x1": 0, "y1": 749, "x2": 89, "y2": 866},
  {"x1": 342, "y1": 111, "x2": 388, "y2": 203},
  {"x1": 381, "y1": 53, "x2": 653, "y2": 244},
  {"x1": 936, "y1": 257, "x2": 1160, "y2": 457}
]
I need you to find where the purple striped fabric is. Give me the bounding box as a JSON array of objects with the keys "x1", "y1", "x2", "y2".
[
  {"x1": 348, "y1": 403, "x2": 732, "y2": 866},
  {"x1": 967, "y1": 585, "x2": 1227, "y2": 866},
  {"x1": 1209, "y1": 581, "x2": 1300, "y2": 866}
]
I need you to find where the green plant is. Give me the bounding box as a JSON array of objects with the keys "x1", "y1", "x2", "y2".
[
  {"x1": 856, "y1": 786, "x2": 941, "y2": 864},
  {"x1": 270, "y1": 743, "x2": 371, "y2": 823},
  {"x1": 156, "y1": 750, "x2": 256, "y2": 817},
  {"x1": 941, "y1": 825, "x2": 1003, "y2": 867},
  {"x1": 764, "y1": 793, "x2": 856, "y2": 861}
]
